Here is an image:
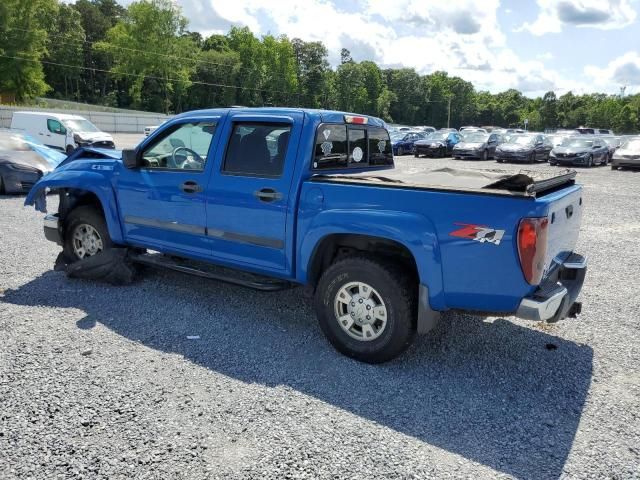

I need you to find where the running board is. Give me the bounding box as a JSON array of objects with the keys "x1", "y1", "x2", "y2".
[{"x1": 130, "y1": 252, "x2": 291, "y2": 292}]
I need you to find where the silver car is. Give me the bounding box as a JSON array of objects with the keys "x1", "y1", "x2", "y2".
[{"x1": 611, "y1": 136, "x2": 640, "y2": 170}]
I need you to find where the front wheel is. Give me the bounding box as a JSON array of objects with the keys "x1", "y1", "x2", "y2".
[
  {"x1": 314, "y1": 256, "x2": 416, "y2": 363},
  {"x1": 63, "y1": 206, "x2": 112, "y2": 262},
  {"x1": 586, "y1": 155, "x2": 593, "y2": 167}
]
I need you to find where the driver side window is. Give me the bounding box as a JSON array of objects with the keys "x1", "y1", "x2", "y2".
[{"x1": 141, "y1": 121, "x2": 216, "y2": 171}]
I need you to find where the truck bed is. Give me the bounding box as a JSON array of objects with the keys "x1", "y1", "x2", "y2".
[{"x1": 311, "y1": 167, "x2": 577, "y2": 198}]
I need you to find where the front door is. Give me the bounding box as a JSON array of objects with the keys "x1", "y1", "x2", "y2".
[
  {"x1": 206, "y1": 113, "x2": 303, "y2": 273},
  {"x1": 115, "y1": 118, "x2": 220, "y2": 258}
]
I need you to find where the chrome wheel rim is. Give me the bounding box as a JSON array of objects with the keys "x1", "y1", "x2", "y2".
[
  {"x1": 334, "y1": 282, "x2": 387, "y2": 342},
  {"x1": 72, "y1": 223, "x2": 103, "y2": 259}
]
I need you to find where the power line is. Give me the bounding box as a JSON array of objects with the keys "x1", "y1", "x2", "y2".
[
  {"x1": 0, "y1": 54, "x2": 301, "y2": 98},
  {"x1": 6, "y1": 27, "x2": 237, "y2": 70}
]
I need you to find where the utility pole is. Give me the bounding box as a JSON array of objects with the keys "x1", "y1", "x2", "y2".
[{"x1": 447, "y1": 96, "x2": 453, "y2": 128}]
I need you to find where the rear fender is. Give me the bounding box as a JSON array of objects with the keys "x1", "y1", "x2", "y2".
[
  {"x1": 24, "y1": 170, "x2": 124, "y2": 243},
  {"x1": 298, "y1": 209, "x2": 446, "y2": 310}
]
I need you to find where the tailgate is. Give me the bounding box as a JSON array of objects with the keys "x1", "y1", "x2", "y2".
[{"x1": 544, "y1": 186, "x2": 583, "y2": 276}]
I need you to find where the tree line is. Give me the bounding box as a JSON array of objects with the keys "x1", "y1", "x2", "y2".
[{"x1": 1, "y1": 0, "x2": 639, "y2": 132}]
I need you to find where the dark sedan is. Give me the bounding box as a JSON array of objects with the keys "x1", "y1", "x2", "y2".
[
  {"x1": 414, "y1": 131, "x2": 461, "y2": 158},
  {"x1": 390, "y1": 131, "x2": 427, "y2": 156},
  {"x1": 0, "y1": 130, "x2": 65, "y2": 194},
  {"x1": 452, "y1": 132, "x2": 502, "y2": 160},
  {"x1": 549, "y1": 136, "x2": 609, "y2": 167},
  {"x1": 495, "y1": 134, "x2": 552, "y2": 163}
]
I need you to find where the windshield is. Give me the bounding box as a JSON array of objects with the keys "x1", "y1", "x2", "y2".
[
  {"x1": 562, "y1": 138, "x2": 593, "y2": 148},
  {"x1": 620, "y1": 139, "x2": 640, "y2": 151},
  {"x1": 62, "y1": 119, "x2": 101, "y2": 133},
  {"x1": 463, "y1": 133, "x2": 488, "y2": 143},
  {"x1": 427, "y1": 132, "x2": 447, "y2": 141},
  {"x1": 507, "y1": 135, "x2": 534, "y2": 146}
]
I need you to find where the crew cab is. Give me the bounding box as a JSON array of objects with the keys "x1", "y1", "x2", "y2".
[{"x1": 25, "y1": 108, "x2": 587, "y2": 363}]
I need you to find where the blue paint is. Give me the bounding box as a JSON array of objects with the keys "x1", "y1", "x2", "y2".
[{"x1": 25, "y1": 107, "x2": 584, "y2": 316}]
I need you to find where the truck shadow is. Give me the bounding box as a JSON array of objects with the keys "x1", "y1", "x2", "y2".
[{"x1": 3, "y1": 269, "x2": 593, "y2": 479}]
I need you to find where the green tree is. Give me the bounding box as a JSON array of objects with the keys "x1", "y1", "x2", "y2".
[
  {"x1": 43, "y1": 3, "x2": 86, "y2": 100},
  {"x1": 292, "y1": 38, "x2": 330, "y2": 108},
  {"x1": 97, "y1": 0, "x2": 197, "y2": 113},
  {"x1": 0, "y1": 0, "x2": 57, "y2": 102}
]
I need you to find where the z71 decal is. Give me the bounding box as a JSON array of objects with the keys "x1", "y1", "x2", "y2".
[{"x1": 450, "y1": 223, "x2": 505, "y2": 245}]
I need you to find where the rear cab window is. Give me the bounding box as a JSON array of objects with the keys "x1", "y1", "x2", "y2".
[{"x1": 313, "y1": 124, "x2": 392, "y2": 170}]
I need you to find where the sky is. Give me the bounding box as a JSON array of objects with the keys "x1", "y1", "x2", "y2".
[{"x1": 120, "y1": 0, "x2": 640, "y2": 97}]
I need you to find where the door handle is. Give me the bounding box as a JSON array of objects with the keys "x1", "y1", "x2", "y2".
[
  {"x1": 180, "y1": 181, "x2": 203, "y2": 194},
  {"x1": 254, "y1": 188, "x2": 282, "y2": 202}
]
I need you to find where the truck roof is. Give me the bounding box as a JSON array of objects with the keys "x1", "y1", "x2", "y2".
[{"x1": 172, "y1": 107, "x2": 387, "y2": 128}]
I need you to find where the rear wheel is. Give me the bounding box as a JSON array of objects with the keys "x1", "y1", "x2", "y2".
[
  {"x1": 314, "y1": 255, "x2": 416, "y2": 363},
  {"x1": 63, "y1": 206, "x2": 112, "y2": 262}
]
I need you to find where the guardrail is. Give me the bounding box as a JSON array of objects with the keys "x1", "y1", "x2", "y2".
[{"x1": 0, "y1": 106, "x2": 168, "y2": 133}]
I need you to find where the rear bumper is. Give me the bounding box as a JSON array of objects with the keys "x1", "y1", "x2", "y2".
[{"x1": 516, "y1": 253, "x2": 586, "y2": 322}]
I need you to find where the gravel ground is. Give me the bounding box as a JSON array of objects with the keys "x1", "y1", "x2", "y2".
[{"x1": 1, "y1": 156, "x2": 639, "y2": 479}]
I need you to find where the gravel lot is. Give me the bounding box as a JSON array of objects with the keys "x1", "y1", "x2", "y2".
[{"x1": 1, "y1": 156, "x2": 639, "y2": 479}]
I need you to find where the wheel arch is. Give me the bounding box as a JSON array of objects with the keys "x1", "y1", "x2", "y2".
[
  {"x1": 24, "y1": 171, "x2": 124, "y2": 243},
  {"x1": 298, "y1": 212, "x2": 446, "y2": 311}
]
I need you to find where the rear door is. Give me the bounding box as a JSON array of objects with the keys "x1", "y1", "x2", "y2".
[{"x1": 205, "y1": 112, "x2": 303, "y2": 273}]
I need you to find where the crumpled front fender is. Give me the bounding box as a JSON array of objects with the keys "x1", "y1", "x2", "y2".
[{"x1": 24, "y1": 170, "x2": 124, "y2": 244}]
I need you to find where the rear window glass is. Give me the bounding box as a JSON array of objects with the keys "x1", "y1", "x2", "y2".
[{"x1": 314, "y1": 124, "x2": 392, "y2": 169}]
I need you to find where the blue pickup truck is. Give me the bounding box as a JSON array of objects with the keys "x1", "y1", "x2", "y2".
[{"x1": 25, "y1": 108, "x2": 587, "y2": 363}]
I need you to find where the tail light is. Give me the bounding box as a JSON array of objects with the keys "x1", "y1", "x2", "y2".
[{"x1": 517, "y1": 217, "x2": 549, "y2": 285}]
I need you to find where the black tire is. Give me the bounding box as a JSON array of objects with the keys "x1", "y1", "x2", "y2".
[
  {"x1": 66, "y1": 145, "x2": 75, "y2": 156},
  {"x1": 314, "y1": 255, "x2": 416, "y2": 363},
  {"x1": 397, "y1": 146, "x2": 404, "y2": 156},
  {"x1": 0, "y1": 176, "x2": 5, "y2": 194},
  {"x1": 586, "y1": 155, "x2": 593, "y2": 168},
  {"x1": 439, "y1": 147, "x2": 446, "y2": 158},
  {"x1": 482, "y1": 149, "x2": 488, "y2": 161},
  {"x1": 63, "y1": 206, "x2": 112, "y2": 263},
  {"x1": 549, "y1": 161, "x2": 557, "y2": 166},
  {"x1": 414, "y1": 151, "x2": 419, "y2": 158},
  {"x1": 611, "y1": 165, "x2": 619, "y2": 170},
  {"x1": 528, "y1": 152, "x2": 535, "y2": 164},
  {"x1": 496, "y1": 158, "x2": 503, "y2": 163}
]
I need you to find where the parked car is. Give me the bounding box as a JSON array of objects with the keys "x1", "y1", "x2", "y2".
[
  {"x1": 549, "y1": 136, "x2": 609, "y2": 167},
  {"x1": 390, "y1": 131, "x2": 427, "y2": 156},
  {"x1": 25, "y1": 107, "x2": 586, "y2": 363},
  {"x1": 144, "y1": 125, "x2": 159, "y2": 137},
  {"x1": 414, "y1": 126, "x2": 436, "y2": 134},
  {"x1": 548, "y1": 133, "x2": 574, "y2": 148},
  {"x1": 414, "y1": 131, "x2": 461, "y2": 157},
  {"x1": 452, "y1": 132, "x2": 502, "y2": 160},
  {"x1": 438, "y1": 128, "x2": 459, "y2": 133},
  {"x1": 611, "y1": 136, "x2": 640, "y2": 170},
  {"x1": 505, "y1": 128, "x2": 526, "y2": 134},
  {"x1": 495, "y1": 134, "x2": 552, "y2": 163},
  {"x1": 10, "y1": 112, "x2": 115, "y2": 155},
  {"x1": 576, "y1": 127, "x2": 614, "y2": 135},
  {"x1": 459, "y1": 126, "x2": 487, "y2": 134},
  {"x1": 0, "y1": 130, "x2": 65, "y2": 194},
  {"x1": 599, "y1": 136, "x2": 623, "y2": 161}
]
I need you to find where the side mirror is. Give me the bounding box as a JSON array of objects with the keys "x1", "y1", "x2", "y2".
[{"x1": 122, "y1": 149, "x2": 141, "y2": 169}]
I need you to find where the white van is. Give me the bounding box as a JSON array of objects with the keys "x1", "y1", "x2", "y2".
[{"x1": 10, "y1": 112, "x2": 115, "y2": 154}]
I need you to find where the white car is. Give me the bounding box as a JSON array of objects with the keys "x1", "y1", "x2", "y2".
[
  {"x1": 144, "y1": 125, "x2": 159, "y2": 137},
  {"x1": 10, "y1": 111, "x2": 114, "y2": 155}
]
